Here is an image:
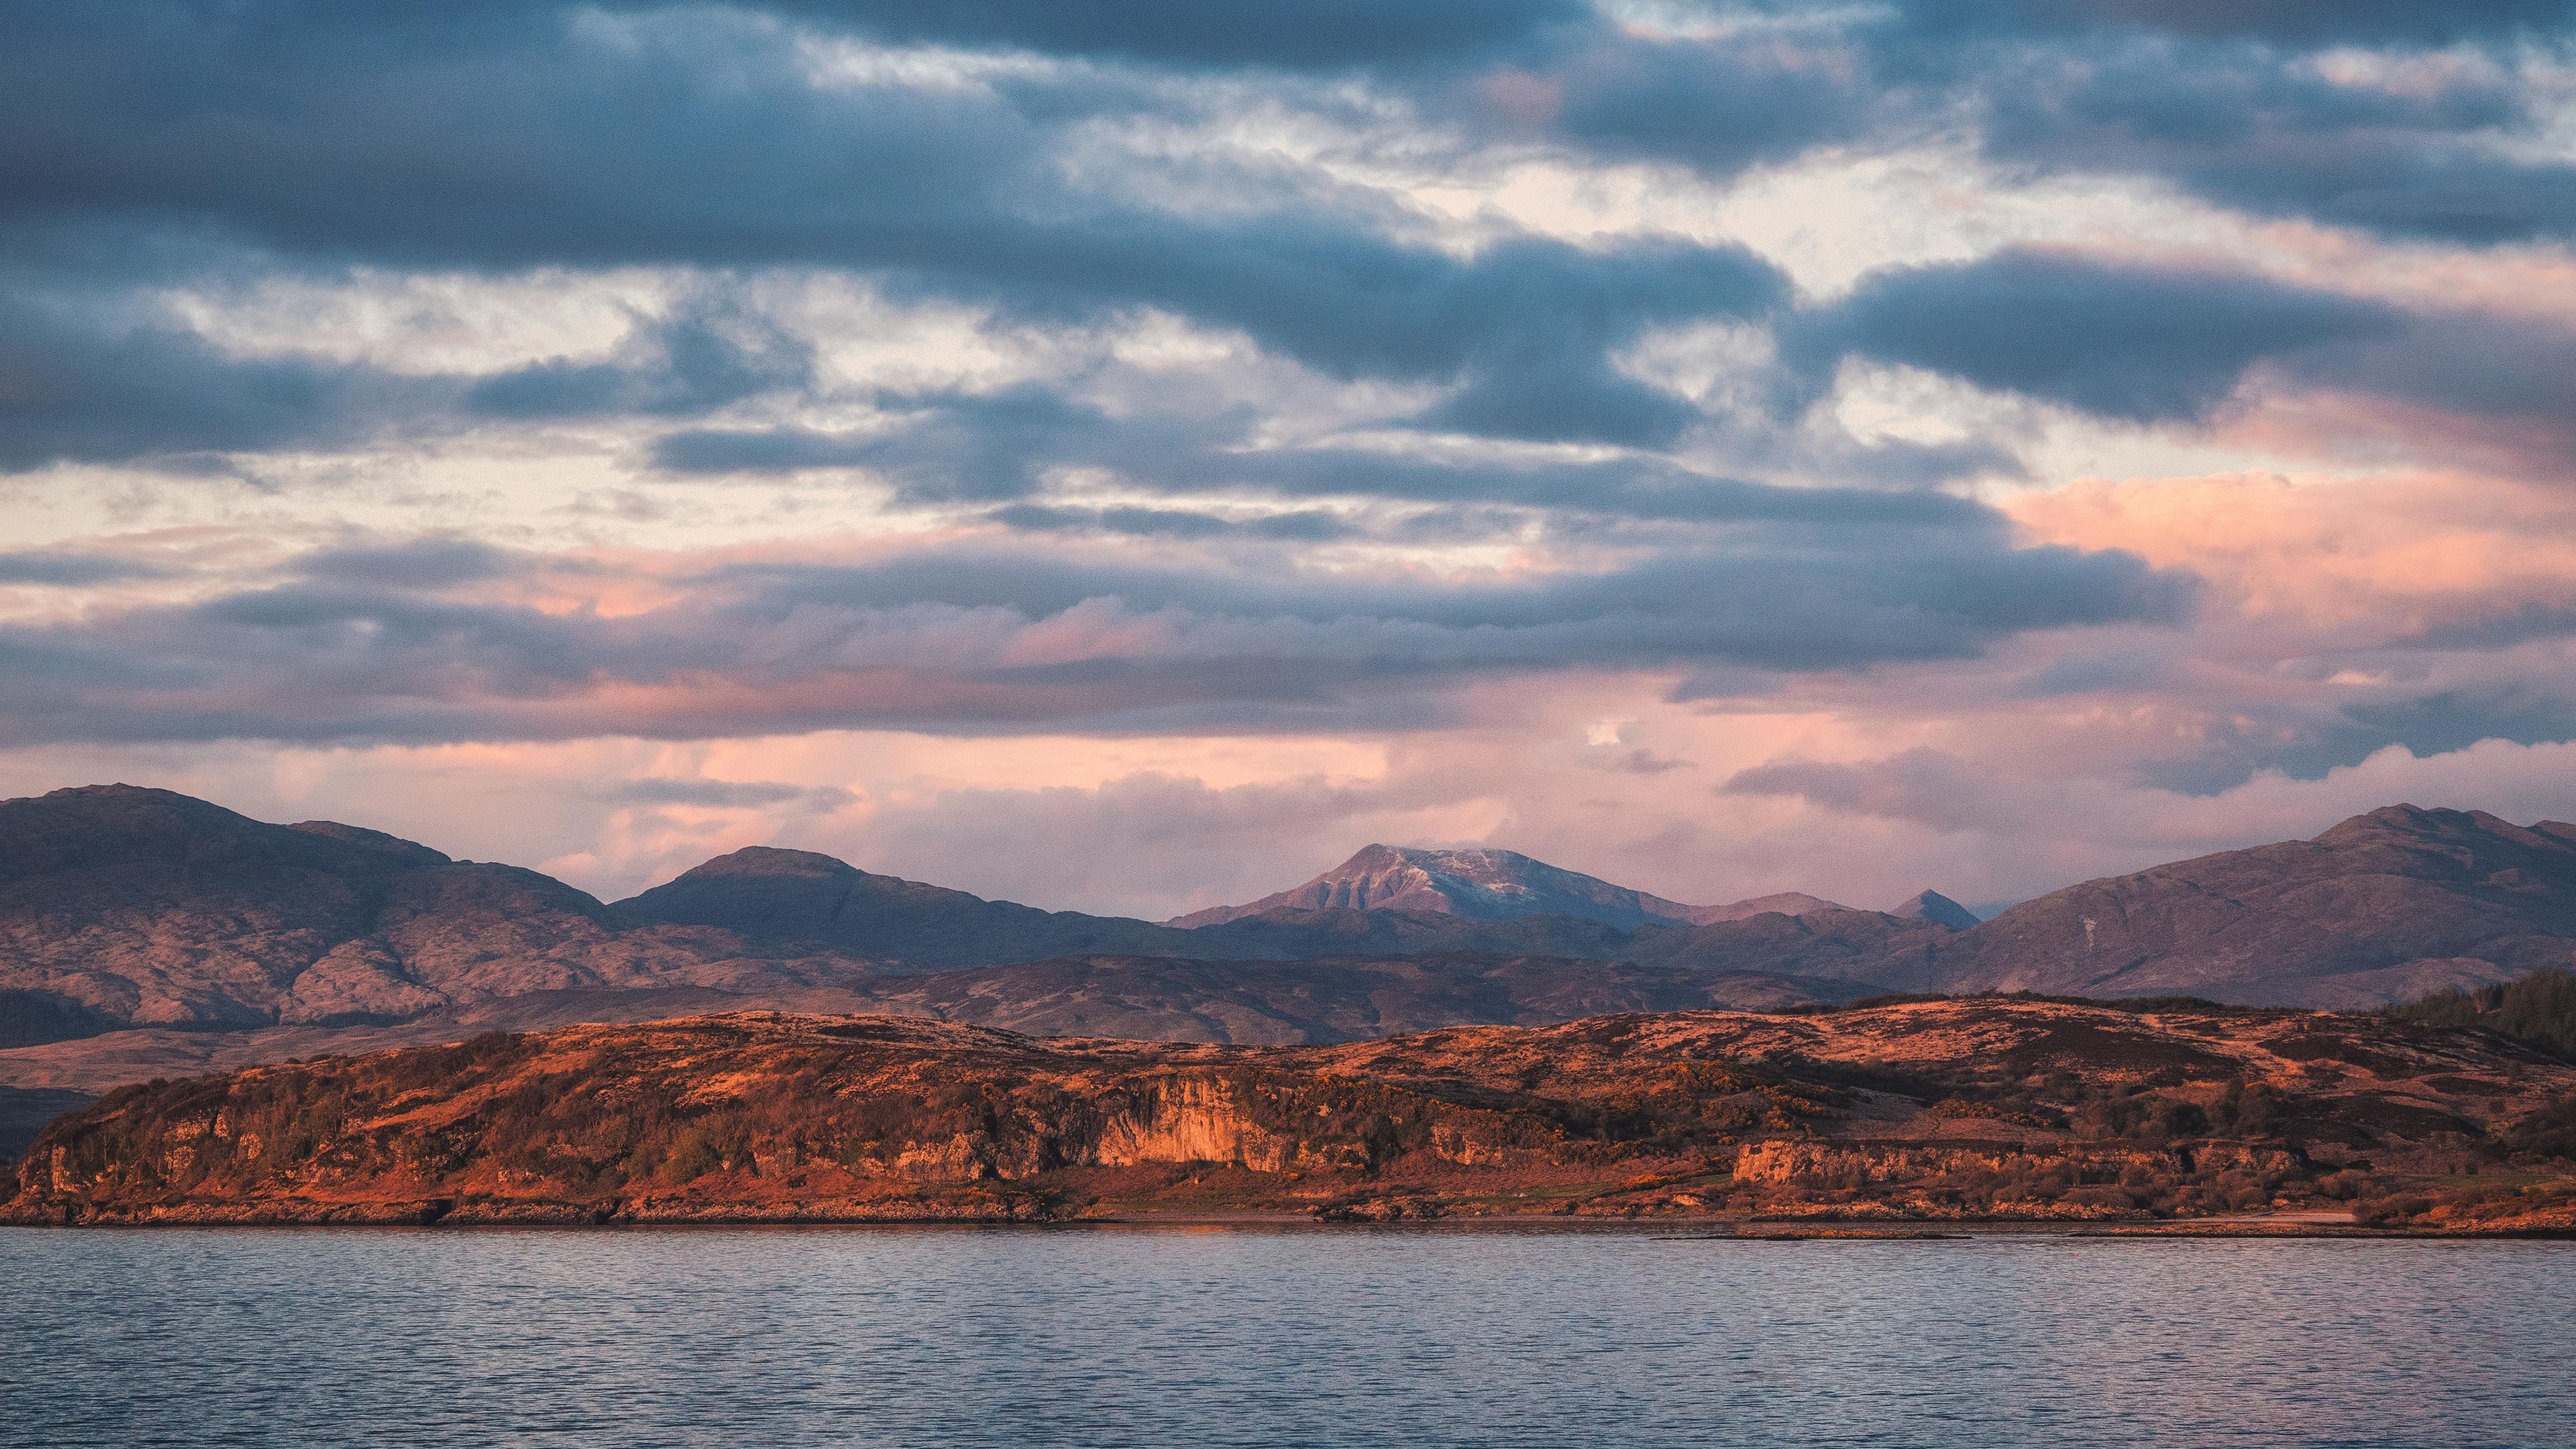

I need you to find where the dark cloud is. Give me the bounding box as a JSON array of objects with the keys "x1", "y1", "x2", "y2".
[
  {"x1": 0, "y1": 5, "x2": 1778, "y2": 455},
  {"x1": 466, "y1": 299, "x2": 813, "y2": 421},
  {"x1": 0, "y1": 522, "x2": 2194, "y2": 746},
  {"x1": 987, "y1": 503, "x2": 1360, "y2": 543},
  {"x1": 0, "y1": 549, "x2": 172, "y2": 586},
  {"x1": 0, "y1": 292, "x2": 443, "y2": 470},
  {"x1": 2121, "y1": 683, "x2": 2576, "y2": 794},
  {"x1": 1966, "y1": 35, "x2": 2576, "y2": 245},
  {"x1": 1544, "y1": 31, "x2": 1873, "y2": 177},
  {"x1": 658, "y1": 378, "x2": 2007, "y2": 520},
  {"x1": 1891, "y1": 0, "x2": 2573, "y2": 47},
  {"x1": 603, "y1": 778, "x2": 856, "y2": 808},
  {"x1": 1792, "y1": 249, "x2": 2402, "y2": 423},
  {"x1": 773, "y1": 0, "x2": 1589, "y2": 70},
  {"x1": 1515, "y1": 7, "x2": 2576, "y2": 246},
  {"x1": 1595, "y1": 747, "x2": 1691, "y2": 776},
  {"x1": 297, "y1": 538, "x2": 521, "y2": 590},
  {"x1": 1722, "y1": 747, "x2": 2004, "y2": 833}
]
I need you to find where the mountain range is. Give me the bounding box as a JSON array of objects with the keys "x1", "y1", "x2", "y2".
[{"x1": 4, "y1": 785, "x2": 2575, "y2": 1091}]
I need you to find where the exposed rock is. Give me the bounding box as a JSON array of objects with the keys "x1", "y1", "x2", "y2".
[{"x1": 13, "y1": 999, "x2": 2571, "y2": 1229}]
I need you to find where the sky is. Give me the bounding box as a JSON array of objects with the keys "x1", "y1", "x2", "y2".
[{"x1": 5, "y1": 0, "x2": 2576, "y2": 918}]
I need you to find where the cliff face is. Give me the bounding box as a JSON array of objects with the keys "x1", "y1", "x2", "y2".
[{"x1": 13, "y1": 1000, "x2": 2571, "y2": 1230}]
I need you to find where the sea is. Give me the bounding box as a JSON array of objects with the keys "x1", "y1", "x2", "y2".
[{"x1": 3, "y1": 1225, "x2": 2571, "y2": 1447}]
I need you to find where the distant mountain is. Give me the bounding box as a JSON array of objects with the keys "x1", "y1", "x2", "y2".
[
  {"x1": 1688, "y1": 890, "x2": 1854, "y2": 923},
  {"x1": 1891, "y1": 890, "x2": 1981, "y2": 930},
  {"x1": 1171, "y1": 843, "x2": 1798, "y2": 930},
  {"x1": 613, "y1": 847, "x2": 1646, "y2": 967},
  {"x1": 13, "y1": 786, "x2": 2576, "y2": 1097},
  {"x1": 0, "y1": 788, "x2": 1862, "y2": 1085},
  {"x1": 1880, "y1": 806, "x2": 2576, "y2": 1006},
  {"x1": 0, "y1": 786, "x2": 872, "y2": 1049},
  {"x1": 1628, "y1": 907, "x2": 1955, "y2": 981},
  {"x1": 615, "y1": 847, "x2": 1183, "y2": 966}
]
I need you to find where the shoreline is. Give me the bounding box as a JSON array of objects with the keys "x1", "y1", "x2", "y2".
[{"x1": 7, "y1": 1207, "x2": 2571, "y2": 1239}]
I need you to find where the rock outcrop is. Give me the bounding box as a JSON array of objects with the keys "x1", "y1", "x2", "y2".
[{"x1": 13, "y1": 998, "x2": 2571, "y2": 1230}]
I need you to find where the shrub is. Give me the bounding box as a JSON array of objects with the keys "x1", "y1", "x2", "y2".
[{"x1": 2388, "y1": 968, "x2": 2576, "y2": 1059}]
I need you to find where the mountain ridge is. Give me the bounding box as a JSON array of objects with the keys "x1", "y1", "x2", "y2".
[{"x1": 9, "y1": 784, "x2": 2576, "y2": 1099}]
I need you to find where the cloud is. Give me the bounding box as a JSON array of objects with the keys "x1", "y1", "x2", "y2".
[
  {"x1": 1893, "y1": 0, "x2": 2575, "y2": 49},
  {"x1": 601, "y1": 777, "x2": 856, "y2": 809},
  {"x1": 0, "y1": 549, "x2": 172, "y2": 586},
  {"x1": 1792, "y1": 249, "x2": 2402, "y2": 423},
  {"x1": 464, "y1": 295, "x2": 814, "y2": 421},
  {"x1": 0, "y1": 6, "x2": 1782, "y2": 459},
  {"x1": 987, "y1": 503, "x2": 1361, "y2": 542},
  {"x1": 0, "y1": 521, "x2": 2194, "y2": 746},
  {"x1": 0, "y1": 292, "x2": 449, "y2": 470},
  {"x1": 1943, "y1": 19, "x2": 2576, "y2": 244},
  {"x1": 777, "y1": 0, "x2": 1591, "y2": 70}
]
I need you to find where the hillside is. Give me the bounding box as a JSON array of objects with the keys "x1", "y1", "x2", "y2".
[
  {"x1": 0, "y1": 785, "x2": 871, "y2": 1049},
  {"x1": 1879, "y1": 806, "x2": 2576, "y2": 1006},
  {"x1": 13, "y1": 1000, "x2": 2572, "y2": 1230},
  {"x1": 0, "y1": 951, "x2": 1864, "y2": 1091}
]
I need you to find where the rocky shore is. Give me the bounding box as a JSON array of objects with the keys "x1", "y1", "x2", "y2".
[{"x1": 11, "y1": 999, "x2": 2575, "y2": 1234}]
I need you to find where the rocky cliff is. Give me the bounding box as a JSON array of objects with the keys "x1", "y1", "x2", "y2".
[{"x1": 13, "y1": 999, "x2": 2571, "y2": 1232}]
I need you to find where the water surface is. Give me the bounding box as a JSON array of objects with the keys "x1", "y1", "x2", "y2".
[{"x1": 4, "y1": 1226, "x2": 2571, "y2": 1447}]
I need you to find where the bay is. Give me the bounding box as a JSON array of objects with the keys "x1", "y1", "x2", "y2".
[{"x1": 3, "y1": 1226, "x2": 2571, "y2": 1448}]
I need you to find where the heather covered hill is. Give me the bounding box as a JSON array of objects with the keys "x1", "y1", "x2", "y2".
[
  {"x1": 1879, "y1": 806, "x2": 2576, "y2": 1006},
  {"x1": 0, "y1": 952, "x2": 1862, "y2": 1091},
  {"x1": 12, "y1": 1000, "x2": 2572, "y2": 1230},
  {"x1": 829, "y1": 952, "x2": 1851, "y2": 1044}
]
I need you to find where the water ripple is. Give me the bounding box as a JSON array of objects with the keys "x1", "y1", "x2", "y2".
[{"x1": 3, "y1": 1226, "x2": 2571, "y2": 1448}]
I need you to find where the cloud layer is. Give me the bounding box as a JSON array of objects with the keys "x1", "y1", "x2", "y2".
[{"x1": 4, "y1": 1, "x2": 2575, "y2": 910}]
